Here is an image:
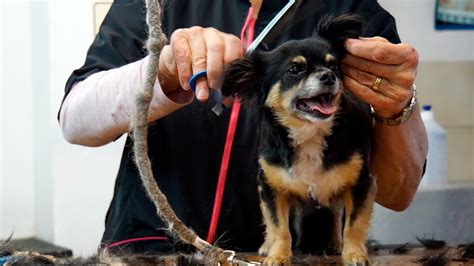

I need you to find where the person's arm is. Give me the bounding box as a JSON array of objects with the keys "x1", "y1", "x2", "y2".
[
  {"x1": 371, "y1": 104, "x2": 427, "y2": 211},
  {"x1": 60, "y1": 56, "x2": 193, "y2": 147},
  {"x1": 60, "y1": 25, "x2": 242, "y2": 147},
  {"x1": 342, "y1": 37, "x2": 428, "y2": 211}
]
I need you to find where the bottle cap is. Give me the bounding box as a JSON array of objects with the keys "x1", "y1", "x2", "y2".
[{"x1": 422, "y1": 104, "x2": 432, "y2": 111}]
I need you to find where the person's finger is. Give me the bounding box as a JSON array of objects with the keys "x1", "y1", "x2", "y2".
[
  {"x1": 158, "y1": 45, "x2": 181, "y2": 91},
  {"x1": 221, "y1": 33, "x2": 243, "y2": 88},
  {"x1": 343, "y1": 75, "x2": 409, "y2": 118},
  {"x1": 170, "y1": 29, "x2": 193, "y2": 91},
  {"x1": 223, "y1": 34, "x2": 243, "y2": 62},
  {"x1": 188, "y1": 27, "x2": 210, "y2": 101},
  {"x1": 341, "y1": 63, "x2": 384, "y2": 90},
  {"x1": 358, "y1": 36, "x2": 388, "y2": 43},
  {"x1": 343, "y1": 74, "x2": 386, "y2": 107},
  {"x1": 204, "y1": 28, "x2": 225, "y2": 90},
  {"x1": 343, "y1": 54, "x2": 402, "y2": 80},
  {"x1": 345, "y1": 38, "x2": 415, "y2": 65},
  {"x1": 344, "y1": 62, "x2": 410, "y2": 100}
]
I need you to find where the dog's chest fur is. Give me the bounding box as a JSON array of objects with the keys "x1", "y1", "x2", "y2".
[{"x1": 259, "y1": 99, "x2": 364, "y2": 207}]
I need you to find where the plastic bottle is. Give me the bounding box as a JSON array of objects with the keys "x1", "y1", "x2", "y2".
[{"x1": 420, "y1": 104, "x2": 448, "y2": 187}]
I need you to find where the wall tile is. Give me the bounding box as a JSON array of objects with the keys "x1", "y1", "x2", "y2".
[
  {"x1": 446, "y1": 127, "x2": 474, "y2": 183},
  {"x1": 416, "y1": 62, "x2": 474, "y2": 127}
]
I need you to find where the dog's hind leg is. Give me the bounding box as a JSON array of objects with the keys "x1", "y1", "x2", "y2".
[{"x1": 341, "y1": 175, "x2": 377, "y2": 265}]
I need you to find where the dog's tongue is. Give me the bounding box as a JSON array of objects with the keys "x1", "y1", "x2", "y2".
[{"x1": 302, "y1": 98, "x2": 337, "y2": 115}]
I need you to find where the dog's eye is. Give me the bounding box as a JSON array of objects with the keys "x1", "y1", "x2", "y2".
[{"x1": 287, "y1": 65, "x2": 305, "y2": 76}]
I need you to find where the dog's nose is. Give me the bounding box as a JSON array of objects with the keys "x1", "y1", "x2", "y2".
[{"x1": 317, "y1": 71, "x2": 336, "y2": 86}]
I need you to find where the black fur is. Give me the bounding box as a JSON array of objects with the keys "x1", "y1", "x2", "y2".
[
  {"x1": 257, "y1": 169, "x2": 279, "y2": 225},
  {"x1": 417, "y1": 237, "x2": 446, "y2": 250},
  {"x1": 315, "y1": 14, "x2": 363, "y2": 56}
]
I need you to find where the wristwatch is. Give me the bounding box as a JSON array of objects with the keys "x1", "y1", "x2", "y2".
[{"x1": 371, "y1": 84, "x2": 417, "y2": 126}]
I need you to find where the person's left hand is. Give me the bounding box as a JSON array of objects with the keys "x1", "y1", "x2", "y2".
[{"x1": 342, "y1": 37, "x2": 419, "y2": 119}]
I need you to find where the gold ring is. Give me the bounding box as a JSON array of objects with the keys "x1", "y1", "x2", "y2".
[{"x1": 371, "y1": 76, "x2": 383, "y2": 91}]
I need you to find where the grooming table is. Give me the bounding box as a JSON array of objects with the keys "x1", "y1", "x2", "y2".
[{"x1": 85, "y1": 244, "x2": 473, "y2": 265}]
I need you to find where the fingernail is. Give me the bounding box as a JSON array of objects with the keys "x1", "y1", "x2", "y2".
[{"x1": 196, "y1": 88, "x2": 208, "y2": 100}]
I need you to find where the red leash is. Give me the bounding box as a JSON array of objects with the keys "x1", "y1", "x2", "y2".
[{"x1": 206, "y1": 7, "x2": 256, "y2": 244}]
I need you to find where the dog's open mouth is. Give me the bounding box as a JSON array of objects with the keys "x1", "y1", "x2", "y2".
[{"x1": 296, "y1": 93, "x2": 337, "y2": 117}]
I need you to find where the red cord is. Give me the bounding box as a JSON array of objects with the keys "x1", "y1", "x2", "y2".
[
  {"x1": 206, "y1": 7, "x2": 256, "y2": 244},
  {"x1": 106, "y1": 236, "x2": 168, "y2": 248}
]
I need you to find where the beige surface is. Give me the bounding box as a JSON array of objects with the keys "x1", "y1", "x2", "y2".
[
  {"x1": 446, "y1": 128, "x2": 474, "y2": 182},
  {"x1": 416, "y1": 61, "x2": 474, "y2": 183},
  {"x1": 416, "y1": 62, "x2": 474, "y2": 127},
  {"x1": 93, "y1": 0, "x2": 113, "y2": 35}
]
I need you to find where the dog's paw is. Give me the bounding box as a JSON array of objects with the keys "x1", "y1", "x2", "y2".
[
  {"x1": 258, "y1": 240, "x2": 273, "y2": 256},
  {"x1": 263, "y1": 255, "x2": 290, "y2": 266},
  {"x1": 343, "y1": 253, "x2": 369, "y2": 266}
]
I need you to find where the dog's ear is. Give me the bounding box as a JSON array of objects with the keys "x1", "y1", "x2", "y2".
[
  {"x1": 221, "y1": 53, "x2": 264, "y2": 104},
  {"x1": 315, "y1": 14, "x2": 363, "y2": 55}
]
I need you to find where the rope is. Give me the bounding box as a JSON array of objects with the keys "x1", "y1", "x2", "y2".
[{"x1": 130, "y1": 0, "x2": 225, "y2": 262}]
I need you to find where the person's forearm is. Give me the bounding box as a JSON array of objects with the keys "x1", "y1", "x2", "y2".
[
  {"x1": 372, "y1": 103, "x2": 428, "y2": 211},
  {"x1": 60, "y1": 56, "x2": 193, "y2": 147}
]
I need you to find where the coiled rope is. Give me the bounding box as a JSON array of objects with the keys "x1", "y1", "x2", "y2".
[{"x1": 130, "y1": 0, "x2": 225, "y2": 263}]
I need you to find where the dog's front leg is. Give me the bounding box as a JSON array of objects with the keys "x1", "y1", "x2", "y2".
[
  {"x1": 341, "y1": 177, "x2": 376, "y2": 266},
  {"x1": 258, "y1": 185, "x2": 292, "y2": 265}
]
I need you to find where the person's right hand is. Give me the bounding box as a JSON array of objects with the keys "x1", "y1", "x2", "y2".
[{"x1": 158, "y1": 26, "x2": 243, "y2": 102}]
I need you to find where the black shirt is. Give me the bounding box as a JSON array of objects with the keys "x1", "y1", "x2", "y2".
[{"x1": 62, "y1": 0, "x2": 400, "y2": 254}]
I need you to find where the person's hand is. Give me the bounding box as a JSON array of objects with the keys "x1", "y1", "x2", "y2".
[
  {"x1": 158, "y1": 26, "x2": 242, "y2": 102},
  {"x1": 342, "y1": 37, "x2": 419, "y2": 119}
]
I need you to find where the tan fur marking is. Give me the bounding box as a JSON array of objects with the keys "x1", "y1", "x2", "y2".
[
  {"x1": 260, "y1": 152, "x2": 364, "y2": 207},
  {"x1": 262, "y1": 193, "x2": 292, "y2": 265},
  {"x1": 342, "y1": 179, "x2": 377, "y2": 264},
  {"x1": 303, "y1": 153, "x2": 363, "y2": 206},
  {"x1": 291, "y1": 55, "x2": 307, "y2": 64},
  {"x1": 265, "y1": 82, "x2": 282, "y2": 110},
  {"x1": 259, "y1": 158, "x2": 308, "y2": 196},
  {"x1": 259, "y1": 201, "x2": 276, "y2": 255},
  {"x1": 325, "y1": 53, "x2": 335, "y2": 63}
]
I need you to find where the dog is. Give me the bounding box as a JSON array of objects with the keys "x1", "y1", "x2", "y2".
[{"x1": 221, "y1": 15, "x2": 376, "y2": 265}]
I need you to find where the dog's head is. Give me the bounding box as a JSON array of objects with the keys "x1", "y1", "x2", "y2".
[{"x1": 222, "y1": 15, "x2": 362, "y2": 124}]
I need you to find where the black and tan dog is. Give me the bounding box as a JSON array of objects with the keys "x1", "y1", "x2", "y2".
[{"x1": 222, "y1": 15, "x2": 376, "y2": 265}]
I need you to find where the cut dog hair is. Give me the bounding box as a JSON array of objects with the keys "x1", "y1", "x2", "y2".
[{"x1": 222, "y1": 15, "x2": 376, "y2": 265}]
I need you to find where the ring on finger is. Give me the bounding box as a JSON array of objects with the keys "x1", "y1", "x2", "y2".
[{"x1": 371, "y1": 76, "x2": 383, "y2": 91}]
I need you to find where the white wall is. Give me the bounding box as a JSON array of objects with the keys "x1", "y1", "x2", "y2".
[
  {"x1": 0, "y1": 1, "x2": 3, "y2": 239},
  {"x1": 30, "y1": 0, "x2": 55, "y2": 244},
  {"x1": 1, "y1": 1, "x2": 35, "y2": 239},
  {"x1": 379, "y1": 0, "x2": 474, "y2": 61},
  {"x1": 1, "y1": 0, "x2": 120, "y2": 256},
  {"x1": 49, "y1": 1, "x2": 121, "y2": 256}
]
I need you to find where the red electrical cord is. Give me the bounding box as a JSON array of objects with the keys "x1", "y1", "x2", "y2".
[
  {"x1": 106, "y1": 236, "x2": 168, "y2": 248},
  {"x1": 206, "y1": 7, "x2": 256, "y2": 244}
]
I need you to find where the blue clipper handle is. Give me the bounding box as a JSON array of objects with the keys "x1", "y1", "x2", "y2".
[{"x1": 188, "y1": 70, "x2": 208, "y2": 92}]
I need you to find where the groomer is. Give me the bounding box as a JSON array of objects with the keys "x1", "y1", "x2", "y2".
[{"x1": 59, "y1": 0, "x2": 427, "y2": 254}]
